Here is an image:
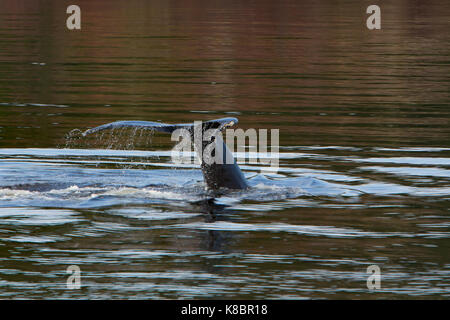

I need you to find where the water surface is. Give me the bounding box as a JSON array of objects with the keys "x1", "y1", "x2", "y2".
[{"x1": 0, "y1": 0, "x2": 449, "y2": 299}]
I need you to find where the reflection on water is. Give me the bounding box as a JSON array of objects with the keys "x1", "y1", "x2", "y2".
[
  {"x1": 0, "y1": 0, "x2": 449, "y2": 299},
  {"x1": 0, "y1": 147, "x2": 449, "y2": 299}
]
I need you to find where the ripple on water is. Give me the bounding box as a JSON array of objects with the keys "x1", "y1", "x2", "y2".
[
  {"x1": 0, "y1": 207, "x2": 82, "y2": 226},
  {"x1": 169, "y1": 221, "x2": 412, "y2": 238},
  {"x1": 0, "y1": 147, "x2": 449, "y2": 299},
  {"x1": 107, "y1": 207, "x2": 202, "y2": 220}
]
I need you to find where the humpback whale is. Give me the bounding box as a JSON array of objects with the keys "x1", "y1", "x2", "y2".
[{"x1": 83, "y1": 117, "x2": 249, "y2": 190}]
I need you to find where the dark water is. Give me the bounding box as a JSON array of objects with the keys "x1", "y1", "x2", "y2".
[{"x1": 0, "y1": 0, "x2": 450, "y2": 299}]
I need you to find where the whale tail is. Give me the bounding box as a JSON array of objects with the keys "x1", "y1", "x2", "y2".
[
  {"x1": 82, "y1": 117, "x2": 238, "y2": 136},
  {"x1": 83, "y1": 117, "x2": 249, "y2": 191}
]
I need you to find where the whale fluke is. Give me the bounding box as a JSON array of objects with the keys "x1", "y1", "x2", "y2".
[
  {"x1": 82, "y1": 117, "x2": 238, "y2": 136},
  {"x1": 83, "y1": 117, "x2": 249, "y2": 191},
  {"x1": 82, "y1": 120, "x2": 177, "y2": 136}
]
